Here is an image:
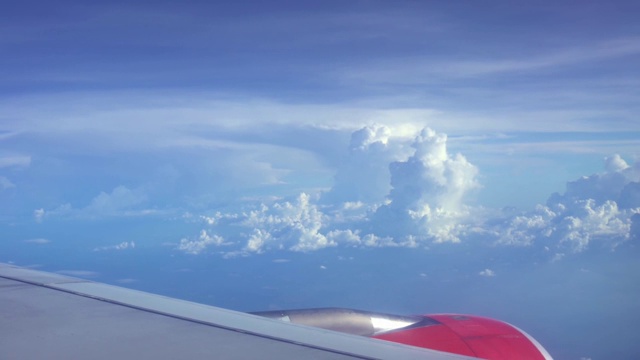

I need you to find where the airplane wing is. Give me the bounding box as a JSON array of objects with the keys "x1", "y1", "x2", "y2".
[{"x1": 0, "y1": 263, "x2": 477, "y2": 360}]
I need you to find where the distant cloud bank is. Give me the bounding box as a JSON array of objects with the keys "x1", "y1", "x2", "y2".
[
  {"x1": 493, "y1": 154, "x2": 640, "y2": 258},
  {"x1": 171, "y1": 126, "x2": 640, "y2": 259}
]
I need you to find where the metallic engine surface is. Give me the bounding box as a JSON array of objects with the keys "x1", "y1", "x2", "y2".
[{"x1": 252, "y1": 308, "x2": 438, "y2": 336}]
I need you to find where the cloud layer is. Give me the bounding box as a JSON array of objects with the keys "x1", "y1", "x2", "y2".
[
  {"x1": 172, "y1": 126, "x2": 480, "y2": 255},
  {"x1": 164, "y1": 126, "x2": 638, "y2": 259},
  {"x1": 25, "y1": 123, "x2": 638, "y2": 259}
]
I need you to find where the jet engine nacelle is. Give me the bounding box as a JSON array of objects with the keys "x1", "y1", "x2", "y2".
[{"x1": 253, "y1": 308, "x2": 553, "y2": 360}]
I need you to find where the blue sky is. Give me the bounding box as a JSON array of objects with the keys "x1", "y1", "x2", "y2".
[{"x1": 2, "y1": 1, "x2": 640, "y2": 359}]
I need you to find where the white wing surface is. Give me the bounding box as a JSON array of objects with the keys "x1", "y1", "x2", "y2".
[{"x1": 0, "y1": 263, "x2": 477, "y2": 360}]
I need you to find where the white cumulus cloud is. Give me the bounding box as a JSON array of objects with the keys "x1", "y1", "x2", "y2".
[
  {"x1": 241, "y1": 193, "x2": 335, "y2": 252},
  {"x1": 479, "y1": 269, "x2": 496, "y2": 277},
  {"x1": 177, "y1": 230, "x2": 228, "y2": 255},
  {"x1": 494, "y1": 155, "x2": 640, "y2": 253}
]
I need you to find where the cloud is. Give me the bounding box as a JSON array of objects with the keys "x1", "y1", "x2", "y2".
[
  {"x1": 0, "y1": 155, "x2": 31, "y2": 168},
  {"x1": 200, "y1": 215, "x2": 217, "y2": 225},
  {"x1": 33, "y1": 208, "x2": 45, "y2": 223},
  {"x1": 555, "y1": 200, "x2": 629, "y2": 252},
  {"x1": 24, "y1": 238, "x2": 51, "y2": 245},
  {"x1": 178, "y1": 127, "x2": 482, "y2": 255},
  {"x1": 605, "y1": 154, "x2": 630, "y2": 172},
  {"x1": 322, "y1": 124, "x2": 397, "y2": 204},
  {"x1": 630, "y1": 214, "x2": 640, "y2": 241},
  {"x1": 495, "y1": 205, "x2": 556, "y2": 247},
  {"x1": 94, "y1": 241, "x2": 135, "y2": 252},
  {"x1": 479, "y1": 269, "x2": 496, "y2": 277},
  {"x1": 55, "y1": 123, "x2": 628, "y2": 260},
  {"x1": 85, "y1": 186, "x2": 148, "y2": 216},
  {"x1": 36, "y1": 185, "x2": 157, "y2": 220},
  {"x1": 0, "y1": 176, "x2": 15, "y2": 190},
  {"x1": 548, "y1": 154, "x2": 639, "y2": 207},
  {"x1": 370, "y1": 128, "x2": 479, "y2": 243},
  {"x1": 115, "y1": 242, "x2": 134, "y2": 249},
  {"x1": 344, "y1": 37, "x2": 640, "y2": 83},
  {"x1": 241, "y1": 193, "x2": 335, "y2": 253},
  {"x1": 494, "y1": 154, "x2": 640, "y2": 253},
  {"x1": 177, "y1": 230, "x2": 229, "y2": 255}
]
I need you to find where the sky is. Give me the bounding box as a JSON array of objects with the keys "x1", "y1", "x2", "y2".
[{"x1": 1, "y1": 1, "x2": 640, "y2": 359}]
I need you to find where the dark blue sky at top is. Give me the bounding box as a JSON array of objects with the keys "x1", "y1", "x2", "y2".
[
  {"x1": 3, "y1": 1, "x2": 639, "y2": 98},
  {"x1": 2, "y1": 1, "x2": 640, "y2": 359}
]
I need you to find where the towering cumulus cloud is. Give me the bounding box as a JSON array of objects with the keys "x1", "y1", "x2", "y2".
[
  {"x1": 322, "y1": 124, "x2": 396, "y2": 204},
  {"x1": 180, "y1": 126, "x2": 481, "y2": 256},
  {"x1": 371, "y1": 128, "x2": 479, "y2": 243}
]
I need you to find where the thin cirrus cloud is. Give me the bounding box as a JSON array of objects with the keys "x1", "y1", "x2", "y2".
[
  {"x1": 0, "y1": 155, "x2": 31, "y2": 169},
  {"x1": 55, "y1": 270, "x2": 99, "y2": 278},
  {"x1": 35, "y1": 186, "x2": 155, "y2": 221},
  {"x1": 4, "y1": 92, "x2": 636, "y2": 166},
  {"x1": 0, "y1": 176, "x2": 15, "y2": 190},
  {"x1": 24, "y1": 238, "x2": 51, "y2": 245},
  {"x1": 340, "y1": 37, "x2": 640, "y2": 83},
  {"x1": 93, "y1": 241, "x2": 136, "y2": 252}
]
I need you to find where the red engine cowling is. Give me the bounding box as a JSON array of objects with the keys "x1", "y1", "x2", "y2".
[
  {"x1": 252, "y1": 308, "x2": 553, "y2": 359},
  {"x1": 374, "y1": 314, "x2": 553, "y2": 360}
]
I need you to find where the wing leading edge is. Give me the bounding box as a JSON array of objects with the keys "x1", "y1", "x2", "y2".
[{"x1": 0, "y1": 263, "x2": 477, "y2": 360}]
